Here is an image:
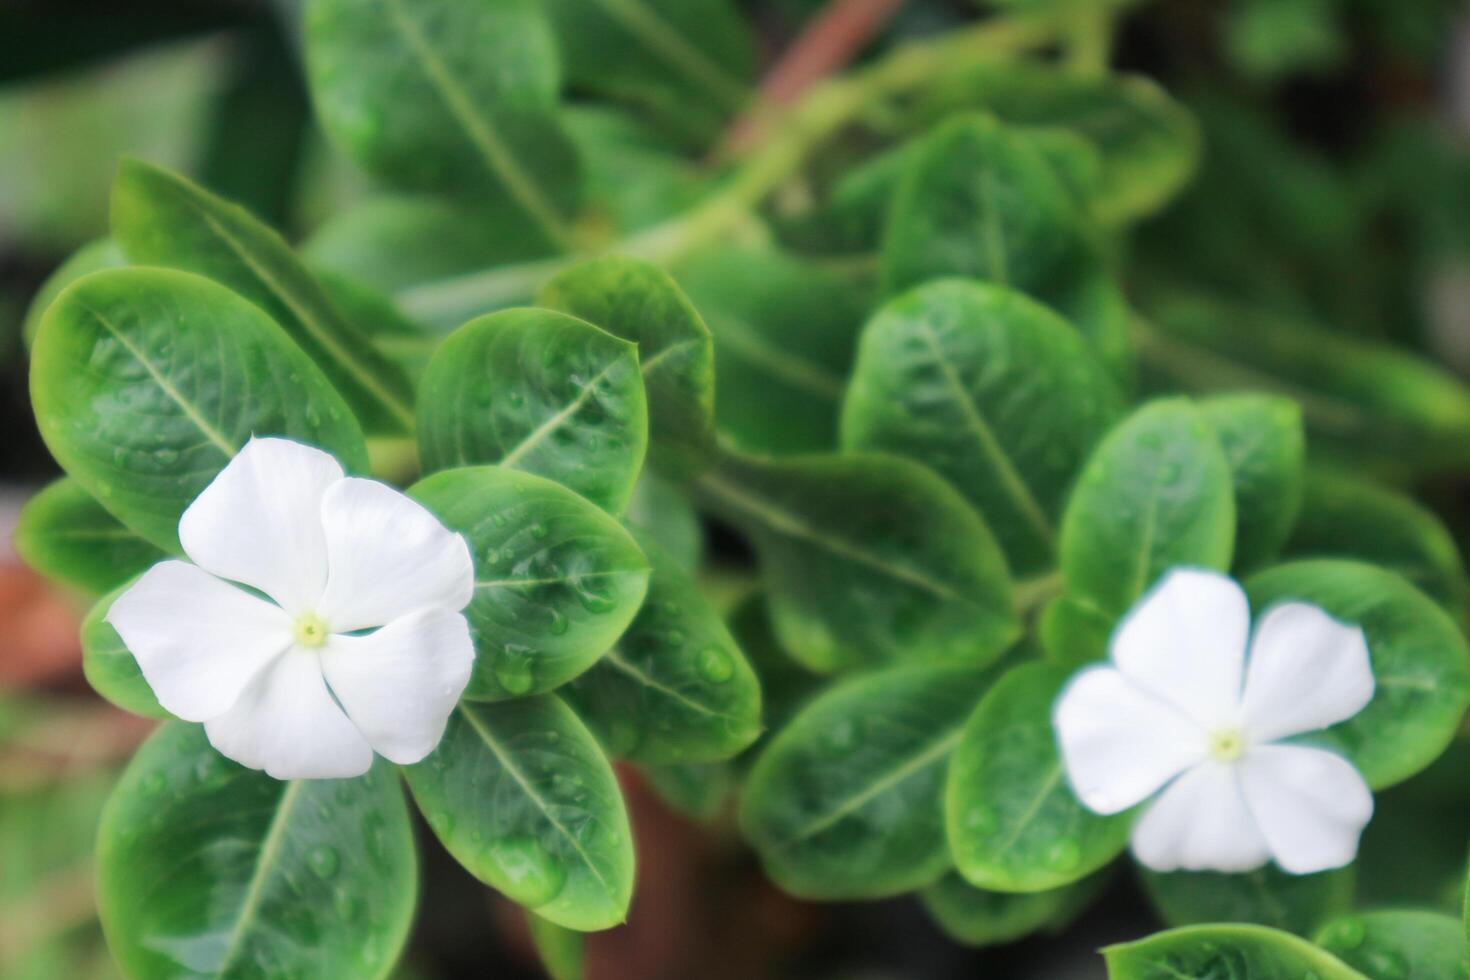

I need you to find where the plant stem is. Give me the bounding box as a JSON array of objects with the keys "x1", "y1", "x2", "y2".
[{"x1": 397, "y1": 13, "x2": 1060, "y2": 327}]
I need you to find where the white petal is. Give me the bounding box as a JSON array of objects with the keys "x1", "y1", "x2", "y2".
[
  {"x1": 1131, "y1": 761, "x2": 1270, "y2": 873},
  {"x1": 1110, "y1": 567, "x2": 1250, "y2": 729},
  {"x1": 1238, "y1": 744, "x2": 1373, "y2": 875},
  {"x1": 178, "y1": 437, "x2": 344, "y2": 614},
  {"x1": 1240, "y1": 602, "x2": 1374, "y2": 743},
  {"x1": 106, "y1": 561, "x2": 292, "y2": 722},
  {"x1": 314, "y1": 478, "x2": 475, "y2": 632},
  {"x1": 204, "y1": 648, "x2": 373, "y2": 780},
  {"x1": 1053, "y1": 665, "x2": 1209, "y2": 815},
  {"x1": 320, "y1": 608, "x2": 475, "y2": 765}
]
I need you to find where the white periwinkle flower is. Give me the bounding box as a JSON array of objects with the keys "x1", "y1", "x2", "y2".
[
  {"x1": 1053, "y1": 567, "x2": 1375, "y2": 875},
  {"x1": 109, "y1": 437, "x2": 476, "y2": 780}
]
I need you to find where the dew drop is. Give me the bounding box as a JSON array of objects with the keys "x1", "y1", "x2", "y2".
[
  {"x1": 530, "y1": 522, "x2": 549, "y2": 540},
  {"x1": 1044, "y1": 839, "x2": 1080, "y2": 871},
  {"x1": 492, "y1": 512, "x2": 509, "y2": 528},
  {"x1": 696, "y1": 647, "x2": 734, "y2": 683},
  {"x1": 548, "y1": 609, "x2": 569, "y2": 636},
  {"x1": 825, "y1": 719, "x2": 856, "y2": 751},
  {"x1": 487, "y1": 835, "x2": 566, "y2": 907},
  {"x1": 140, "y1": 771, "x2": 166, "y2": 796},
  {"x1": 1328, "y1": 916, "x2": 1365, "y2": 951},
  {"x1": 308, "y1": 845, "x2": 340, "y2": 879},
  {"x1": 153, "y1": 447, "x2": 180, "y2": 466},
  {"x1": 964, "y1": 806, "x2": 997, "y2": 833},
  {"x1": 1363, "y1": 951, "x2": 1406, "y2": 980},
  {"x1": 496, "y1": 648, "x2": 535, "y2": 695}
]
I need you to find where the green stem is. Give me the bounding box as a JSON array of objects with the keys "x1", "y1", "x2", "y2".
[{"x1": 397, "y1": 14, "x2": 1061, "y2": 327}]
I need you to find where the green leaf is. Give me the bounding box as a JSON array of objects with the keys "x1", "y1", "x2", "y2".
[
  {"x1": 1355, "y1": 741, "x2": 1470, "y2": 912},
  {"x1": 14, "y1": 477, "x2": 164, "y2": 596},
  {"x1": 411, "y1": 466, "x2": 650, "y2": 700},
  {"x1": 313, "y1": 268, "x2": 439, "y2": 387},
  {"x1": 30, "y1": 267, "x2": 369, "y2": 553},
  {"x1": 1139, "y1": 865, "x2": 1353, "y2": 936},
  {"x1": 921, "y1": 871, "x2": 1105, "y2": 948},
  {"x1": 841, "y1": 279, "x2": 1122, "y2": 576},
  {"x1": 1038, "y1": 593, "x2": 1113, "y2": 669},
  {"x1": 923, "y1": 64, "x2": 1200, "y2": 223},
  {"x1": 303, "y1": 0, "x2": 579, "y2": 246},
  {"x1": 21, "y1": 237, "x2": 124, "y2": 350},
  {"x1": 1317, "y1": 910, "x2": 1470, "y2": 979},
  {"x1": 97, "y1": 723, "x2": 417, "y2": 980},
  {"x1": 1136, "y1": 290, "x2": 1470, "y2": 471},
  {"x1": 563, "y1": 106, "x2": 709, "y2": 234},
  {"x1": 539, "y1": 256, "x2": 716, "y2": 477},
  {"x1": 1285, "y1": 469, "x2": 1469, "y2": 614},
  {"x1": 1103, "y1": 924, "x2": 1366, "y2": 979},
  {"x1": 698, "y1": 450, "x2": 1017, "y2": 671},
  {"x1": 543, "y1": 0, "x2": 754, "y2": 144},
  {"x1": 110, "y1": 158, "x2": 415, "y2": 434},
  {"x1": 303, "y1": 194, "x2": 554, "y2": 294},
  {"x1": 625, "y1": 473, "x2": 704, "y2": 571},
  {"x1": 416, "y1": 308, "x2": 649, "y2": 515},
  {"x1": 528, "y1": 913, "x2": 585, "y2": 980},
  {"x1": 728, "y1": 595, "x2": 822, "y2": 735},
  {"x1": 641, "y1": 761, "x2": 735, "y2": 822},
  {"x1": 676, "y1": 246, "x2": 867, "y2": 454},
  {"x1": 81, "y1": 580, "x2": 168, "y2": 720},
  {"x1": 1246, "y1": 560, "x2": 1470, "y2": 790},
  {"x1": 403, "y1": 697, "x2": 634, "y2": 931},
  {"x1": 1200, "y1": 393, "x2": 1306, "y2": 574},
  {"x1": 562, "y1": 529, "x2": 761, "y2": 765},
  {"x1": 881, "y1": 112, "x2": 1077, "y2": 298},
  {"x1": 947, "y1": 660, "x2": 1130, "y2": 892},
  {"x1": 740, "y1": 664, "x2": 993, "y2": 899},
  {"x1": 1059, "y1": 398, "x2": 1236, "y2": 618}
]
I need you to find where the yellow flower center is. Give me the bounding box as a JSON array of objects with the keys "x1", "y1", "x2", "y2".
[
  {"x1": 1209, "y1": 727, "x2": 1246, "y2": 762},
  {"x1": 294, "y1": 613, "x2": 329, "y2": 648}
]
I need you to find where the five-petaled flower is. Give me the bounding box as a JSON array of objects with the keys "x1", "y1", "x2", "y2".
[
  {"x1": 109, "y1": 437, "x2": 476, "y2": 780},
  {"x1": 1053, "y1": 567, "x2": 1375, "y2": 874}
]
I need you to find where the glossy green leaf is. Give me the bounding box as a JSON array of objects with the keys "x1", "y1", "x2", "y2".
[
  {"x1": 539, "y1": 256, "x2": 716, "y2": 477},
  {"x1": 881, "y1": 112, "x2": 1077, "y2": 298},
  {"x1": 741, "y1": 664, "x2": 994, "y2": 899},
  {"x1": 1317, "y1": 910, "x2": 1469, "y2": 979},
  {"x1": 110, "y1": 158, "x2": 415, "y2": 434},
  {"x1": 1137, "y1": 290, "x2": 1470, "y2": 471},
  {"x1": 1103, "y1": 924, "x2": 1366, "y2": 979},
  {"x1": 921, "y1": 871, "x2": 1105, "y2": 948},
  {"x1": 528, "y1": 913, "x2": 584, "y2": 980},
  {"x1": 698, "y1": 450, "x2": 1017, "y2": 671},
  {"x1": 544, "y1": 0, "x2": 754, "y2": 144},
  {"x1": 947, "y1": 660, "x2": 1130, "y2": 892},
  {"x1": 1285, "y1": 469, "x2": 1468, "y2": 613},
  {"x1": 81, "y1": 580, "x2": 168, "y2": 720},
  {"x1": 625, "y1": 472, "x2": 703, "y2": 571},
  {"x1": 30, "y1": 267, "x2": 369, "y2": 553},
  {"x1": 1200, "y1": 393, "x2": 1306, "y2": 573},
  {"x1": 842, "y1": 279, "x2": 1122, "y2": 576},
  {"x1": 97, "y1": 723, "x2": 417, "y2": 980},
  {"x1": 562, "y1": 529, "x2": 760, "y2": 765},
  {"x1": 1139, "y1": 865, "x2": 1353, "y2": 936},
  {"x1": 1038, "y1": 593, "x2": 1113, "y2": 669},
  {"x1": 1059, "y1": 398, "x2": 1236, "y2": 618},
  {"x1": 304, "y1": 0, "x2": 579, "y2": 244},
  {"x1": 403, "y1": 697, "x2": 634, "y2": 931},
  {"x1": 21, "y1": 237, "x2": 124, "y2": 349},
  {"x1": 303, "y1": 194, "x2": 554, "y2": 295},
  {"x1": 923, "y1": 64, "x2": 1200, "y2": 223},
  {"x1": 1247, "y1": 560, "x2": 1470, "y2": 789},
  {"x1": 14, "y1": 477, "x2": 164, "y2": 596},
  {"x1": 676, "y1": 246, "x2": 867, "y2": 454},
  {"x1": 417, "y1": 308, "x2": 648, "y2": 514},
  {"x1": 411, "y1": 466, "x2": 650, "y2": 700}
]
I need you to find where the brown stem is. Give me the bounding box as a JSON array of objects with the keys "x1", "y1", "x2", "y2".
[{"x1": 718, "y1": 0, "x2": 907, "y2": 158}]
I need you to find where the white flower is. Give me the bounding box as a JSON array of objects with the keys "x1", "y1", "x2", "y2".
[
  {"x1": 108, "y1": 437, "x2": 476, "y2": 780},
  {"x1": 1053, "y1": 567, "x2": 1375, "y2": 875}
]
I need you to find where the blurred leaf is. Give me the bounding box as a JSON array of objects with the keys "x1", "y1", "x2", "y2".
[
  {"x1": 1199, "y1": 393, "x2": 1306, "y2": 574},
  {"x1": 1103, "y1": 924, "x2": 1363, "y2": 979},
  {"x1": 21, "y1": 238, "x2": 124, "y2": 350},
  {"x1": 1139, "y1": 864, "x2": 1353, "y2": 936},
  {"x1": 80, "y1": 581, "x2": 168, "y2": 720},
  {"x1": 921, "y1": 871, "x2": 1106, "y2": 948},
  {"x1": 624, "y1": 473, "x2": 703, "y2": 571},
  {"x1": 528, "y1": 913, "x2": 584, "y2": 980},
  {"x1": 1316, "y1": 910, "x2": 1469, "y2": 979},
  {"x1": 15, "y1": 478, "x2": 163, "y2": 597}
]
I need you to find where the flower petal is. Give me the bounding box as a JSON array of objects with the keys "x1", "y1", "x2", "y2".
[
  {"x1": 1131, "y1": 761, "x2": 1270, "y2": 873},
  {"x1": 1111, "y1": 567, "x2": 1250, "y2": 729},
  {"x1": 106, "y1": 560, "x2": 292, "y2": 722},
  {"x1": 1240, "y1": 602, "x2": 1374, "y2": 743},
  {"x1": 203, "y1": 648, "x2": 373, "y2": 779},
  {"x1": 178, "y1": 437, "x2": 344, "y2": 614},
  {"x1": 1238, "y1": 744, "x2": 1373, "y2": 875},
  {"x1": 315, "y1": 478, "x2": 475, "y2": 632},
  {"x1": 320, "y1": 608, "x2": 475, "y2": 764},
  {"x1": 1053, "y1": 665, "x2": 1209, "y2": 815}
]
